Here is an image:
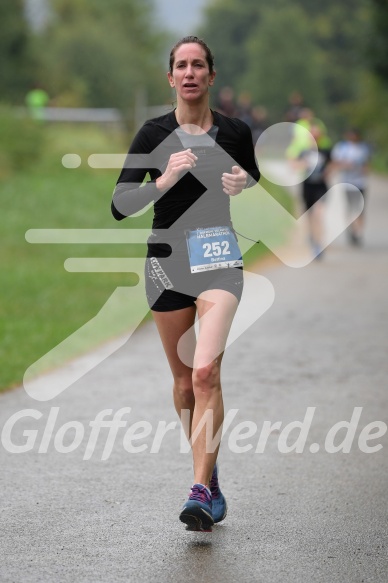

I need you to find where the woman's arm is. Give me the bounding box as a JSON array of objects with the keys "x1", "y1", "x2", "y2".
[
  {"x1": 111, "y1": 124, "x2": 161, "y2": 220},
  {"x1": 111, "y1": 124, "x2": 199, "y2": 220},
  {"x1": 221, "y1": 121, "x2": 261, "y2": 196}
]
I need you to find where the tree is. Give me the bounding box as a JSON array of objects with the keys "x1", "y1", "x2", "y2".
[
  {"x1": 345, "y1": 0, "x2": 388, "y2": 163},
  {"x1": 293, "y1": 0, "x2": 370, "y2": 105},
  {"x1": 200, "y1": 0, "x2": 388, "y2": 165},
  {"x1": 0, "y1": 0, "x2": 36, "y2": 102},
  {"x1": 367, "y1": 0, "x2": 388, "y2": 84},
  {"x1": 242, "y1": 4, "x2": 325, "y2": 120},
  {"x1": 34, "y1": 0, "x2": 171, "y2": 112},
  {"x1": 199, "y1": 0, "x2": 261, "y2": 91}
]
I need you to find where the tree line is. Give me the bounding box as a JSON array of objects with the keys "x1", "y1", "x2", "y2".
[
  {"x1": 199, "y1": 0, "x2": 388, "y2": 152},
  {"x1": 1, "y1": 0, "x2": 172, "y2": 113},
  {"x1": 1, "y1": 0, "x2": 388, "y2": 156}
]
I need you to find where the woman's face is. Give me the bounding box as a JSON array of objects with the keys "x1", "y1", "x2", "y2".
[{"x1": 168, "y1": 43, "x2": 216, "y2": 102}]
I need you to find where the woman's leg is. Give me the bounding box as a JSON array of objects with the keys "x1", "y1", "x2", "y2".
[
  {"x1": 310, "y1": 200, "x2": 325, "y2": 250},
  {"x1": 346, "y1": 188, "x2": 365, "y2": 243},
  {"x1": 191, "y1": 289, "x2": 239, "y2": 487},
  {"x1": 151, "y1": 306, "x2": 197, "y2": 441},
  {"x1": 152, "y1": 289, "x2": 239, "y2": 488}
]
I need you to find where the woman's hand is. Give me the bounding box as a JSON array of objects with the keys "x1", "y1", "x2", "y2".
[
  {"x1": 156, "y1": 149, "x2": 198, "y2": 193},
  {"x1": 222, "y1": 166, "x2": 247, "y2": 196}
]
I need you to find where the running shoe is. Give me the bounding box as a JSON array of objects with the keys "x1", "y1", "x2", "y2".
[
  {"x1": 179, "y1": 483, "x2": 214, "y2": 531},
  {"x1": 210, "y1": 464, "x2": 227, "y2": 523}
]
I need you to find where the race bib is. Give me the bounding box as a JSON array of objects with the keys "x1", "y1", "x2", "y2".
[{"x1": 186, "y1": 226, "x2": 243, "y2": 273}]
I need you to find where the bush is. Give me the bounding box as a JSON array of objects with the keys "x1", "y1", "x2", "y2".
[
  {"x1": 341, "y1": 73, "x2": 388, "y2": 173},
  {"x1": 0, "y1": 104, "x2": 46, "y2": 179}
]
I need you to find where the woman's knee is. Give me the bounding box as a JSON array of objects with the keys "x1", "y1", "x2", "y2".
[
  {"x1": 192, "y1": 361, "x2": 220, "y2": 393},
  {"x1": 174, "y1": 376, "x2": 194, "y2": 400}
]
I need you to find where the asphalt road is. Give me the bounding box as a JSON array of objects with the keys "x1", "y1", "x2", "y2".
[{"x1": 1, "y1": 176, "x2": 387, "y2": 582}]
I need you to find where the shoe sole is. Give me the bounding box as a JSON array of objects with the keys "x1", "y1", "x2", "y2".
[{"x1": 179, "y1": 507, "x2": 214, "y2": 532}]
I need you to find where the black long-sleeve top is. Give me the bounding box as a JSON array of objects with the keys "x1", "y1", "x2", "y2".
[{"x1": 112, "y1": 109, "x2": 260, "y2": 258}]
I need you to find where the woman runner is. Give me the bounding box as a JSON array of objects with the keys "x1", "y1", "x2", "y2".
[{"x1": 111, "y1": 36, "x2": 260, "y2": 531}]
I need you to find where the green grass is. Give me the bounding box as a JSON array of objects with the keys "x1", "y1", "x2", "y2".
[
  {"x1": 371, "y1": 152, "x2": 388, "y2": 174},
  {"x1": 1, "y1": 125, "x2": 294, "y2": 392}
]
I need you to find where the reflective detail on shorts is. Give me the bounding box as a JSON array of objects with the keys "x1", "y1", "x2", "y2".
[{"x1": 149, "y1": 257, "x2": 174, "y2": 290}]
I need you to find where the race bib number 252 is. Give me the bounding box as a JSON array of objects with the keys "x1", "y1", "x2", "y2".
[{"x1": 186, "y1": 226, "x2": 243, "y2": 273}]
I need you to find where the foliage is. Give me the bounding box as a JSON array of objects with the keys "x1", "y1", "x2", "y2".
[
  {"x1": 0, "y1": 0, "x2": 36, "y2": 102},
  {"x1": 242, "y1": 4, "x2": 325, "y2": 121},
  {"x1": 199, "y1": 0, "x2": 388, "y2": 164},
  {"x1": 31, "y1": 0, "x2": 171, "y2": 113},
  {"x1": 201, "y1": 0, "x2": 370, "y2": 124},
  {"x1": 342, "y1": 71, "x2": 388, "y2": 170},
  {"x1": 293, "y1": 0, "x2": 370, "y2": 105},
  {"x1": 199, "y1": 0, "x2": 261, "y2": 91},
  {"x1": 0, "y1": 105, "x2": 46, "y2": 179},
  {"x1": 1, "y1": 0, "x2": 387, "y2": 147},
  {"x1": 367, "y1": 0, "x2": 388, "y2": 84}
]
